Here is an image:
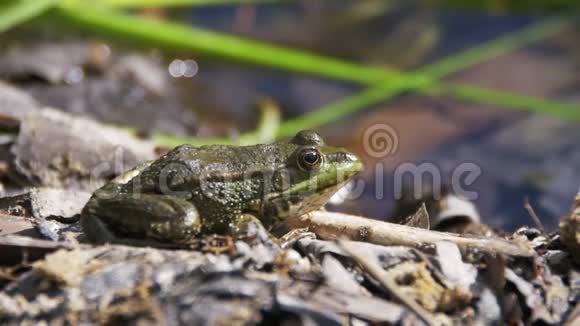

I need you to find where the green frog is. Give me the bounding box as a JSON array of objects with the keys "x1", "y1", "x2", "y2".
[{"x1": 81, "y1": 130, "x2": 362, "y2": 246}]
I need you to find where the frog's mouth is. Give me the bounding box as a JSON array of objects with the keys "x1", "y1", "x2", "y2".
[
  {"x1": 263, "y1": 178, "x2": 352, "y2": 223},
  {"x1": 263, "y1": 155, "x2": 362, "y2": 220}
]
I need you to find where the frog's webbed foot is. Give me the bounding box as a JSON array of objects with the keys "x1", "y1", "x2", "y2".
[
  {"x1": 278, "y1": 228, "x2": 316, "y2": 249},
  {"x1": 233, "y1": 215, "x2": 316, "y2": 248},
  {"x1": 232, "y1": 214, "x2": 279, "y2": 246}
]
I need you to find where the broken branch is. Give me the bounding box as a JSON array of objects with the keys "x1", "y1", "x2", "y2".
[{"x1": 286, "y1": 211, "x2": 535, "y2": 257}]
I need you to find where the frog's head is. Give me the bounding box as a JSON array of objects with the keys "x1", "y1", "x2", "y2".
[{"x1": 262, "y1": 130, "x2": 363, "y2": 221}]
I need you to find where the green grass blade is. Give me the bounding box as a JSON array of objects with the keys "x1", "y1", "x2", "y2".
[
  {"x1": 276, "y1": 78, "x2": 430, "y2": 138},
  {"x1": 0, "y1": 0, "x2": 61, "y2": 33},
  {"x1": 94, "y1": 0, "x2": 284, "y2": 8},
  {"x1": 277, "y1": 17, "x2": 575, "y2": 136},
  {"x1": 239, "y1": 98, "x2": 281, "y2": 144},
  {"x1": 417, "y1": 18, "x2": 570, "y2": 79},
  {"x1": 153, "y1": 98, "x2": 281, "y2": 147},
  {"x1": 425, "y1": 84, "x2": 580, "y2": 120},
  {"x1": 276, "y1": 83, "x2": 404, "y2": 138},
  {"x1": 151, "y1": 82, "x2": 415, "y2": 147},
  {"x1": 276, "y1": 80, "x2": 580, "y2": 142},
  {"x1": 57, "y1": 5, "x2": 570, "y2": 87},
  {"x1": 54, "y1": 5, "x2": 578, "y2": 146},
  {"x1": 56, "y1": 5, "x2": 394, "y2": 84},
  {"x1": 275, "y1": 17, "x2": 575, "y2": 137}
]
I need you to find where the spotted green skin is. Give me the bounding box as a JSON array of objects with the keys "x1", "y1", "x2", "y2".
[{"x1": 81, "y1": 130, "x2": 362, "y2": 245}]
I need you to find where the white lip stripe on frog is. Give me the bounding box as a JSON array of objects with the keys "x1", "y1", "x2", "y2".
[{"x1": 283, "y1": 183, "x2": 344, "y2": 218}]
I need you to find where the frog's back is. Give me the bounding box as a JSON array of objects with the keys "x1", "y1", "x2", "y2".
[
  {"x1": 180, "y1": 142, "x2": 293, "y2": 173},
  {"x1": 124, "y1": 143, "x2": 293, "y2": 193},
  {"x1": 185, "y1": 143, "x2": 291, "y2": 173}
]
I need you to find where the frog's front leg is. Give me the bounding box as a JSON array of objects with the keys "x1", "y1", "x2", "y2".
[
  {"x1": 81, "y1": 190, "x2": 202, "y2": 246},
  {"x1": 232, "y1": 214, "x2": 315, "y2": 248}
]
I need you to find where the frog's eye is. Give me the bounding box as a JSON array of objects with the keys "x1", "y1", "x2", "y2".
[{"x1": 298, "y1": 148, "x2": 322, "y2": 171}]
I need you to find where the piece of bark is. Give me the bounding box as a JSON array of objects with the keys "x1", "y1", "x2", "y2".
[
  {"x1": 0, "y1": 42, "x2": 108, "y2": 84},
  {"x1": 434, "y1": 241, "x2": 477, "y2": 289},
  {"x1": 0, "y1": 188, "x2": 91, "y2": 241},
  {"x1": 338, "y1": 240, "x2": 444, "y2": 326},
  {"x1": 0, "y1": 81, "x2": 40, "y2": 120},
  {"x1": 0, "y1": 235, "x2": 82, "y2": 265},
  {"x1": 8, "y1": 108, "x2": 155, "y2": 190},
  {"x1": 276, "y1": 278, "x2": 409, "y2": 324},
  {"x1": 401, "y1": 203, "x2": 430, "y2": 229},
  {"x1": 0, "y1": 213, "x2": 38, "y2": 237}
]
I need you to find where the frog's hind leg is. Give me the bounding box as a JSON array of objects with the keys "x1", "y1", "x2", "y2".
[
  {"x1": 81, "y1": 193, "x2": 202, "y2": 247},
  {"x1": 81, "y1": 210, "x2": 121, "y2": 244}
]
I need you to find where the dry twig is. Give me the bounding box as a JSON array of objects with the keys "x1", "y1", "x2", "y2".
[
  {"x1": 524, "y1": 198, "x2": 546, "y2": 233},
  {"x1": 286, "y1": 211, "x2": 535, "y2": 257}
]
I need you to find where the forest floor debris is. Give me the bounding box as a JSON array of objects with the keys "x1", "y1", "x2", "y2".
[{"x1": 0, "y1": 197, "x2": 578, "y2": 324}]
